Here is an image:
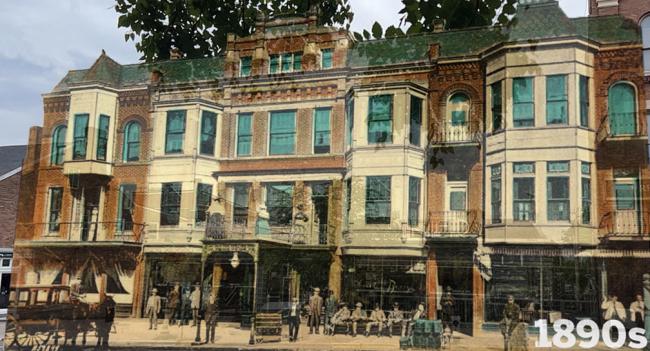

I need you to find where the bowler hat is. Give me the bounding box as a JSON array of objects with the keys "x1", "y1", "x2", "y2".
[{"x1": 355, "y1": 302, "x2": 363, "y2": 308}]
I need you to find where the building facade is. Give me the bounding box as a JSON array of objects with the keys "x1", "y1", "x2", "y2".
[{"x1": 11, "y1": 0, "x2": 649, "y2": 333}]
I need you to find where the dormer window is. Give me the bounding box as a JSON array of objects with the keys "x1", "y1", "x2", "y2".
[
  {"x1": 240, "y1": 56, "x2": 252, "y2": 77},
  {"x1": 269, "y1": 52, "x2": 302, "y2": 74}
]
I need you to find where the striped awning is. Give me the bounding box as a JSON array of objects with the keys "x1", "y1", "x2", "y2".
[{"x1": 481, "y1": 246, "x2": 650, "y2": 258}]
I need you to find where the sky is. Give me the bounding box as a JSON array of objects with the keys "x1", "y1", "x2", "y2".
[{"x1": 0, "y1": 0, "x2": 588, "y2": 147}]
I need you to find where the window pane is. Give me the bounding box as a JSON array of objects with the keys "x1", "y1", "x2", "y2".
[
  {"x1": 160, "y1": 182, "x2": 182, "y2": 226},
  {"x1": 237, "y1": 114, "x2": 252, "y2": 156},
  {"x1": 513, "y1": 178, "x2": 535, "y2": 221},
  {"x1": 581, "y1": 162, "x2": 590, "y2": 175},
  {"x1": 233, "y1": 184, "x2": 249, "y2": 225},
  {"x1": 513, "y1": 78, "x2": 534, "y2": 127},
  {"x1": 492, "y1": 82, "x2": 503, "y2": 131},
  {"x1": 491, "y1": 166, "x2": 502, "y2": 224},
  {"x1": 118, "y1": 184, "x2": 136, "y2": 231},
  {"x1": 281, "y1": 54, "x2": 293, "y2": 72},
  {"x1": 608, "y1": 84, "x2": 636, "y2": 135},
  {"x1": 365, "y1": 176, "x2": 391, "y2": 224},
  {"x1": 514, "y1": 162, "x2": 535, "y2": 174},
  {"x1": 270, "y1": 111, "x2": 296, "y2": 155},
  {"x1": 314, "y1": 108, "x2": 331, "y2": 154},
  {"x1": 368, "y1": 95, "x2": 393, "y2": 143},
  {"x1": 51, "y1": 126, "x2": 67, "y2": 165},
  {"x1": 615, "y1": 183, "x2": 637, "y2": 210},
  {"x1": 547, "y1": 161, "x2": 569, "y2": 173},
  {"x1": 582, "y1": 178, "x2": 591, "y2": 224},
  {"x1": 450, "y1": 191, "x2": 466, "y2": 211},
  {"x1": 270, "y1": 55, "x2": 279, "y2": 74},
  {"x1": 200, "y1": 111, "x2": 217, "y2": 155},
  {"x1": 408, "y1": 177, "x2": 420, "y2": 226},
  {"x1": 73, "y1": 114, "x2": 89, "y2": 160},
  {"x1": 266, "y1": 183, "x2": 293, "y2": 226},
  {"x1": 410, "y1": 96, "x2": 422, "y2": 146},
  {"x1": 580, "y1": 76, "x2": 589, "y2": 127},
  {"x1": 240, "y1": 57, "x2": 252, "y2": 77},
  {"x1": 48, "y1": 187, "x2": 63, "y2": 232},
  {"x1": 96, "y1": 115, "x2": 110, "y2": 161},
  {"x1": 124, "y1": 122, "x2": 140, "y2": 162},
  {"x1": 293, "y1": 52, "x2": 302, "y2": 71},
  {"x1": 547, "y1": 177, "x2": 569, "y2": 221},
  {"x1": 165, "y1": 110, "x2": 186, "y2": 154},
  {"x1": 322, "y1": 49, "x2": 333, "y2": 69},
  {"x1": 195, "y1": 183, "x2": 213, "y2": 224}
]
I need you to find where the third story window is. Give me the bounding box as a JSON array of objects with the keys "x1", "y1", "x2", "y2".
[
  {"x1": 73, "y1": 114, "x2": 89, "y2": 160},
  {"x1": 492, "y1": 82, "x2": 503, "y2": 131},
  {"x1": 266, "y1": 183, "x2": 293, "y2": 226},
  {"x1": 200, "y1": 111, "x2": 217, "y2": 156},
  {"x1": 117, "y1": 184, "x2": 135, "y2": 232},
  {"x1": 237, "y1": 113, "x2": 252, "y2": 156},
  {"x1": 123, "y1": 121, "x2": 141, "y2": 162},
  {"x1": 368, "y1": 95, "x2": 393, "y2": 144},
  {"x1": 408, "y1": 177, "x2": 420, "y2": 226},
  {"x1": 195, "y1": 183, "x2": 213, "y2": 225},
  {"x1": 314, "y1": 108, "x2": 331, "y2": 154},
  {"x1": 165, "y1": 110, "x2": 186, "y2": 154},
  {"x1": 321, "y1": 48, "x2": 333, "y2": 69},
  {"x1": 96, "y1": 114, "x2": 110, "y2": 161},
  {"x1": 513, "y1": 77, "x2": 534, "y2": 127},
  {"x1": 240, "y1": 56, "x2": 252, "y2": 77},
  {"x1": 48, "y1": 187, "x2": 63, "y2": 232},
  {"x1": 51, "y1": 125, "x2": 66, "y2": 165},
  {"x1": 491, "y1": 165, "x2": 502, "y2": 224},
  {"x1": 410, "y1": 96, "x2": 422, "y2": 146},
  {"x1": 365, "y1": 176, "x2": 391, "y2": 224},
  {"x1": 582, "y1": 162, "x2": 591, "y2": 224},
  {"x1": 546, "y1": 75, "x2": 567, "y2": 125},
  {"x1": 160, "y1": 182, "x2": 182, "y2": 226},
  {"x1": 580, "y1": 75, "x2": 589, "y2": 128}
]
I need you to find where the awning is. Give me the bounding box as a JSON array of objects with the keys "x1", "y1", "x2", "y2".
[
  {"x1": 577, "y1": 249, "x2": 650, "y2": 258},
  {"x1": 480, "y1": 246, "x2": 650, "y2": 258}
]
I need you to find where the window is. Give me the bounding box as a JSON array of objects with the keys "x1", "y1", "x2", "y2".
[
  {"x1": 195, "y1": 183, "x2": 212, "y2": 225},
  {"x1": 513, "y1": 77, "x2": 534, "y2": 127},
  {"x1": 123, "y1": 122, "x2": 141, "y2": 162},
  {"x1": 314, "y1": 108, "x2": 331, "y2": 154},
  {"x1": 117, "y1": 184, "x2": 135, "y2": 232},
  {"x1": 200, "y1": 111, "x2": 217, "y2": 156},
  {"x1": 237, "y1": 113, "x2": 252, "y2": 156},
  {"x1": 365, "y1": 176, "x2": 391, "y2": 224},
  {"x1": 282, "y1": 53, "x2": 293, "y2": 72},
  {"x1": 581, "y1": 162, "x2": 591, "y2": 224},
  {"x1": 269, "y1": 55, "x2": 280, "y2": 74},
  {"x1": 547, "y1": 161, "x2": 569, "y2": 173},
  {"x1": 642, "y1": 16, "x2": 650, "y2": 73},
  {"x1": 321, "y1": 48, "x2": 333, "y2": 69},
  {"x1": 293, "y1": 52, "x2": 302, "y2": 72},
  {"x1": 546, "y1": 75, "x2": 567, "y2": 125},
  {"x1": 450, "y1": 189, "x2": 466, "y2": 211},
  {"x1": 269, "y1": 52, "x2": 303, "y2": 74},
  {"x1": 96, "y1": 114, "x2": 110, "y2": 161},
  {"x1": 368, "y1": 95, "x2": 393, "y2": 144},
  {"x1": 233, "y1": 184, "x2": 250, "y2": 226},
  {"x1": 51, "y1": 125, "x2": 66, "y2": 165},
  {"x1": 240, "y1": 56, "x2": 252, "y2": 77},
  {"x1": 580, "y1": 76, "x2": 589, "y2": 128},
  {"x1": 269, "y1": 111, "x2": 296, "y2": 155},
  {"x1": 449, "y1": 93, "x2": 470, "y2": 126},
  {"x1": 266, "y1": 183, "x2": 293, "y2": 226},
  {"x1": 491, "y1": 165, "x2": 502, "y2": 224},
  {"x1": 410, "y1": 96, "x2": 422, "y2": 146},
  {"x1": 513, "y1": 162, "x2": 535, "y2": 221},
  {"x1": 165, "y1": 110, "x2": 186, "y2": 154},
  {"x1": 608, "y1": 83, "x2": 637, "y2": 136},
  {"x1": 547, "y1": 161, "x2": 569, "y2": 221},
  {"x1": 160, "y1": 182, "x2": 182, "y2": 226},
  {"x1": 48, "y1": 187, "x2": 63, "y2": 232},
  {"x1": 408, "y1": 177, "x2": 420, "y2": 226},
  {"x1": 346, "y1": 98, "x2": 354, "y2": 148},
  {"x1": 492, "y1": 82, "x2": 503, "y2": 131},
  {"x1": 615, "y1": 180, "x2": 638, "y2": 211},
  {"x1": 72, "y1": 114, "x2": 89, "y2": 160},
  {"x1": 345, "y1": 179, "x2": 352, "y2": 225}
]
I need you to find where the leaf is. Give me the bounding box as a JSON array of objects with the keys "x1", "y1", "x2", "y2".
[
  {"x1": 371, "y1": 21, "x2": 383, "y2": 39},
  {"x1": 353, "y1": 32, "x2": 364, "y2": 42},
  {"x1": 363, "y1": 29, "x2": 371, "y2": 40}
]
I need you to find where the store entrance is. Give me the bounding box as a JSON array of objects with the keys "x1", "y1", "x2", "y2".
[
  {"x1": 437, "y1": 257, "x2": 473, "y2": 336},
  {"x1": 206, "y1": 253, "x2": 255, "y2": 324}
]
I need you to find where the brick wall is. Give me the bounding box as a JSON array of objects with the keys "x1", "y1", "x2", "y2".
[
  {"x1": 590, "y1": 0, "x2": 650, "y2": 23},
  {"x1": 0, "y1": 172, "x2": 21, "y2": 248}
]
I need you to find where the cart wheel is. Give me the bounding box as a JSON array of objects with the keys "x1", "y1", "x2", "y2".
[{"x1": 15, "y1": 330, "x2": 51, "y2": 348}]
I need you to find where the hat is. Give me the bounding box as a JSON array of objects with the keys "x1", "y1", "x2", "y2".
[
  {"x1": 393, "y1": 302, "x2": 400, "y2": 307},
  {"x1": 152, "y1": 288, "x2": 158, "y2": 293},
  {"x1": 314, "y1": 287, "x2": 320, "y2": 292},
  {"x1": 339, "y1": 302, "x2": 347, "y2": 307},
  {"x1": 355, "y1": 302, "x2": 363, "y2": 308}
]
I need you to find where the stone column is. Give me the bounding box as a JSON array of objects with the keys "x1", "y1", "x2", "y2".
[
  {"x1": 472, "y1": 265, "x2": 485, "y2": 335},
  {"x1": 426, "y1": 249, "x2": 438, "y2": 319},
  {"x1": 328, "y1": 250, "x2": 342, "y2": 298}
]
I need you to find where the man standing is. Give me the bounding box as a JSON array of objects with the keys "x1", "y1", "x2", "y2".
[
  {"x1": 146, "y1": 288, "x2": 162, "y2": 330},
  {"x1": 204, "y1": 293, "x2": 218, "y2": 344},
  {"x1": 190, "y1": 284, "x2": 201, "y2": 327},
  {"x1": 387, "y1": 302, "x2": 406, "y2": 337},
  {"x1": 167, "y1": 283, "x2": 181, "y2": 325},
  {"x1": 308, "y1": 287, "x2": 323, "y2": 334},
  {"x1": 500, "y1": 295, "x2": 521, "y2": 351},
  {"x1": 96, "y1": 295, "x2": 116, "y2": 350},
  {"x1": 324, "y1": 292, "x2": 338, "y2": 335},
  {"x1": 441, "y1": 287, "x2": 455, "y2": 331},
  {"x1": 350, "y1": 302, "x2": 367, "y2": 337},
  {"x1": 288, "y1": 297, "x2": 301, "y2": 342},
  {"x1": 365, "y1": 304, "x2": 386, "y2": 337}
]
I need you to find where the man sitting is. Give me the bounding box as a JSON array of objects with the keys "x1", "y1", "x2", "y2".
[
  {"x1": 328, "y1": 302, "x2": 351, "y2": 336},
  {"x1": 406, "y1": 303, "x2": 426, "y2": 336},
  {"x1": 365, "y1": 304, "x2": 386, "y2": 337},
  {"x1": 386, "y1": 302, "x2": 407, "y2": 337},
  {"x1": 350, "y1": 302, "x2": 367, "y2": 337}
]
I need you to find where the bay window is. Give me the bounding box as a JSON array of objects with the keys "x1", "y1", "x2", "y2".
[
  {"x1": 368, "y1": 95, "x2": 392, "y2": 144},
  {"x1": 513, "y1": 77, "x2": 534, "y2": 127},
  {"x1": 365, "y1": 176, "x2": 391, "y2": 224}
]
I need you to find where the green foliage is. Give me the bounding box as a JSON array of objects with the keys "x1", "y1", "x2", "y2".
[{"x1": 115, "y1": 0, "x2": 354, "y2": 62}]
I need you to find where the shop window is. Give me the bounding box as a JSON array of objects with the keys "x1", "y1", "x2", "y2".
[
  {"x1": 50, "y1": 125, "x2": 66, "y2": 165},
  {"x1": 321, "y1": 48, "x2": 333, "y2": 69},
  {"x1": 368, "y1": 95, "x2": 393, "y2": 144},
  {"x1": 491, "y1": 165, "x2": 502, "y2": 224},
  {"x1": 117, "y1": 184, "x2": 136, "y2": 232},
  {"x1": 313, "y1": 108, "x2": 331, "y2": 154},
  {"x1": 608, "y1": 83, "x2": 637, "y2": 136},
  {"x1": 96, "y1": 114, "x2": 110, "y2": 161},
  {"x1": 513, "y1": 77, "x2": 534, "y2": 127},
  {"x1": 410, "y1": 96, "x2": 422, "y2": 146},
  {"x1": 266, "y1": 183, "x2": 293, "y2": 226},
  {"x1": 233, "y1": 184, "x2": 250, "y2": 226},
  {"x1": 195, "y1": 183, "x2": 213, "y2": 225},
  {"x1": 365, "y1": 176, "x2": 391, "y2": 224},
  {"x1": 48, "y1": 187, "x2": 63, "y2": 232},
  {"x1": 165, "y1": 110, "x2": 186, "y2": 154},
  {"x1": 581, "y1": 162, "x2": 591, "y2": 224},
  {"x1": 492, "y1": 81, "x2": 503, "y2": 131},
  {"x1": 200, "y1": 111, "x2": 217, "y2": 156},
  {"x1": 160, "y1": 182, "x2": 182, "y2": 226},
  {"x1": 546, "y1": 75, "x2": 567, "y2": 125},
  {"x1": 72, "y1": 113, "x2": 89, "y2": 160},
  {"x1": 579, "y1": 76, "x2": 589, "y2": 128},
  {"x1": 237, "y1": 113, "x2": 252, "y2": 156},
  {"x1": 269, "y1": 111, "x2": 296, "y2": 155},
  {"x1": 408, "y1": 177, "x2": 420, "y2": 226},
  {"x1": 240, "y1": 56, "x2": 252, "y2": 77},
  {"x1": 123, "y1": 121, "x2": 141, "y2": 162}
]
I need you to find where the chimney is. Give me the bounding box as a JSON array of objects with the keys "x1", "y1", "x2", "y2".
[
  {"x1": 307, "y1": 4, "x2": 319, "y2": 27},
  {"x1": 433, "y1": 19, "x2": 446, "y2": 33},
  {"x1": 170, "y1": 48, "x2": 182, "y2": 60}
]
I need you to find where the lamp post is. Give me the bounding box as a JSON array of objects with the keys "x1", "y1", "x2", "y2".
[{"x1": 193, "y1": 258, "x2": 206, "y2": 344}]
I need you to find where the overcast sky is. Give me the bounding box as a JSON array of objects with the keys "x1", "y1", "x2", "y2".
[{"x1": 0, "y1": 0, "x2": 588, "y2": 146}]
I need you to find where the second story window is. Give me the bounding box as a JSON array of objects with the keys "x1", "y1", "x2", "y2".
[
  {"x1": 579, "y1": 76, "x2": 589, "y2": 128},
  {"x1": 491, "y1": 165, "x2": 502, "y2": 224},
  {"x1": 195, "y1": 183, "x2": 212, "y2": 225},
  {"x1": 233, "y1": 184, "x2": 250, "y2": 226},
  {"x1": 513, "y1": 77, "x2": 534, "y2": 127},
  {"x1": 365, "y1": 176, "x2": 391, "y2": 224},
  {"x1": 513, "y1": 162, "x2": 535, "y2": 221},
  {"x1": 237, "y1": 113, "x2": 252, "y2": 157},
  {"x1": 200, "y1": 111, "x2": 217, "y2": 156},
  {"x1": 240, "y1": 56, "x2": 252, "y2": 77},
  {"x1": 408, "y1": 177, "x2": 420, "y2": 226},
  {"x1": 346, "y1": 98, "x2": 354, "y2": 148},
  {"x1": 269, "y1": 111, "x2": 296, "y2": 155},
  {"x1": 72, "y1": 114, "x2": 89, "y2": 160},
  {"x1": 117, "y1": 184, "x2": 135, "y2": 232},
  {"x1": 51, "y1": 125, "x2": 66, "y2": 165},
  {"x1": 266, "y1": 183, "x2": 293, "y2": 226},
  {"x1": 642, "y1": 16, "x2": 650, "y2": 73},
  {"x1": 581, "y1": 162, "x2": 591, "y2": 225},
  {"x1": 165, "y1": 110, "x2": 186, "y2": 154},
  {"x1": 314, "y1": 108, "x2": 331, "y2": 154},
  {"x1": 160, "y1": 182, "x2": 182, "y2": 226},
  {"x1": 368, "y1": 95, "x2": 393, "y2": 144},
  {"x1": 448, "y1": 93, "x2": 469, "y2": 126},
  {"x1": 608, "y1": 82, "x2": 636, "y2": 136},
  {"x1": 491, "y1": 82, "x2": 503, "y2": 132},
  {"x1": 546, "y1": 75, "x2": 568, "y2": 125},
  {"x1": 410, "y1": 96, "x2": 422, "y2": 146},
  {"x1": 547, "y1": 161, "x2": 569, "y2": 221},
  {"x1": 48, "y1": 187, "x2": 63, "y2": 232},
  {"x1": 96, "y1": 115, "x2": 110, "y2": 161},
  {"x1": 321, "y1": 48, "x2": 333, "y2": 69},
  {"x1": 123, "y1": 121, "x2": 141, "y2": 162}
]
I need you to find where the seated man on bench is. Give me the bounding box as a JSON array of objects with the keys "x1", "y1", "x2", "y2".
[
  {"x1": 350, "y1": 302, "x2": 367, "y2": 337},
  {"x1": 365, "y1": 304, "x2": 386, "y2": 337},
  {"x1": 327, "y1": 302, "x2": 351, "y2": 336},
  {"x1": 406, "y1": 303, "x2": 426, "y2": 336},
  {"x1": 386, "y1": 302, "x2": 407, "y2": 337}
]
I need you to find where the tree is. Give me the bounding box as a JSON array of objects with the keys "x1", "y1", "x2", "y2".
[{"x1": 115, "y1": 0, "x2": 354, "y2": 62}]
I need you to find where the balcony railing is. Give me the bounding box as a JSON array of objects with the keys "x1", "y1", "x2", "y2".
[
  {"x1": 430, "y1": 121, "x2": 481, "y2": 145},
  {"x1": 15, "y1": 221, "x2": 146, "y2": 244},
  {"x1": 426, "y1": 211, "x2": 481, "y2": 237},
  {"x1": 205, "y1": 214, "x2": 329, "y2": 245},
  {"x1": 599, "y1": 211, "x2": 650, "y2": 239},
  {"x1": 596, "y1": 113, "x2": 643, "y2": 142}
]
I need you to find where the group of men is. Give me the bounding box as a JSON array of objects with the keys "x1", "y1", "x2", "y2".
[{"x1": 601, "y1": 293, "x2": 646, "y2": 329}]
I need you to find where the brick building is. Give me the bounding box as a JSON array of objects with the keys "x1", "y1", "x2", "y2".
[{"x1": 10, "y1": 0, "x2": 649, "y2": 335}]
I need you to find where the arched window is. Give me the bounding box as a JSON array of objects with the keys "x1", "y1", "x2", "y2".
[
  {"x1": 608, "y1": 83, "x2": 637, "y2": 136},
  {"x1": 641, "y1": 16, "x2": 650, "y2": 73},
  {"x1": 448, "y1": 93, "x2": 470, "y2": 126},
  {"x1": 123, "y1": 121, "x2": 141, "y2": 162},
  {"x1": 50, "y1": 125, "x2": 66, "y2": 165}
]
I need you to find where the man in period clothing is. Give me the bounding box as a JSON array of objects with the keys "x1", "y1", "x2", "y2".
[
  {"x1": 387, "y1": 302, "x2": 406, "y2": 337},
  {"x1": 500, "y1": 295, "x2": 521, "y2": 351},
  {"x1": 146, "y1": 288, "x2": 162, "y2": 330},
  {"x1": 406, "y1": 303, "x2": 426, "y2": 336},
  {"x1": 324, "y1": 292, "x2": 338, "y2": 334},
  {"x1": 441, "y1": 287, "x2": 455, "y2": 331},
  {"x1": 308, "y1": 287, "x2": 323, "y2": 334},
  {"x1": 204, "y1": 293, "x2": 218, "y2": 343},
  {"x1": 190, "y1": 284, "x2": 201, "y2": 327},
  {"x1": 96, "y1": 295, "x2": 116, "y2": 349},
  {"x1": 365, "y1": 304, "x2": 386, "y2": 337},
  {"x1": 288, "y1": 297, "x2": 301, "y2": 342},
  {"x1": 629, "y1": 294, "x2": 645, "y2": 329},
  {"x1": 601, "y1": 294, "x2": 626, "y2": 322},
  {"x1": 167, "y1": 283, "x2": 182, "y2": 325},
  {"x1": 350, "y1": 302, "x2": 367, "y2": 337},
  {"x1": 329, "y1": 303, "x2": 351, "y2": 335}
]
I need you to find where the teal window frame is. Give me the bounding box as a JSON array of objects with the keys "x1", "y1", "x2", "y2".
[
  {"x1": 195, "y1": 183, "x2": 213, "y2": 225},
  {"x1": 491, "y1": 165, "x2": 502, "y2": 224},
  {"x1": 408, "y1": 177, "x2": 420, "y2": 226},
  {"x1": 123, "y1": 121, "x2": 141, "y2": 162},
  {"x1": 165, "y1": 110, "x2": 186, "y2": 154},
  {"x1": 513, "y1": 77, "x2": 535, "y2": 127},
  {"x1": 365, "y1": 176, "x2": 391, "y2": 224},
  {"x1": 615, "y1": 181, "x2": 638, "y2": 210},
  {"x1": 200, "y1": 111, "x2": 217, "y2": 156},
  {"x1": 492, "y1": 82, "x2": 503, "y2": 131},
  {"x1": 321, "y1": 48, "x2": 333, "y2": 69},
  {"x1": 449, "y1": 93, "x2": 469, "y2": 126},
  {"x1": 269, "y1": 110, "x2": 296, "y2": 155},
  {"x1": 547, "y1": 177, "x2": 569, "y2": 221},
  {"x1": 51, "y1": 125, "x2": 67, "y2": 165},
  {"x1": 96, "y1": 114, "x2": 110, "y2": 161},
  {"x1": 266, "y1": 183, "x2": 293, "y2": 226},
  {"x1": 368, "y1": 95, "x2": 393, "y2": 144},
  {"x1": 236, "y1": 113, "x2": 253, "y2": 157},
  {"x1": 546, "y1": 75, "x2": 568, "y2": 125},
  {"x1": 281, "y1": 53, "x2": 293, "y2": 73},
  {"x1": 410, "y1": 96, "x2": 422, "y2": 146},
  {"x1": 293, "y1": 52, "x2": 302, "y2": 72},
  {"x1": 314, "y1": 108, "x2": 331, "y2": 154},
  {"x1": 160, "y1": 182, "x2": 182, "y2": 226},
  {"x1": 240, "y1": 56, "x2": 252, "y2": 77},
  {"x1": 580, "y1": 75, "x2": 589, "y2": 127},
  {"x1": 269, "y1": 55, "x2": 280, "y2": 74},
  {"x1": 608, "y1": 83, "x2": 637, "y2": 136},
  {"x1": 547, "y1": 161, "x2": 569, "y2": 173},
  {"x1": 233, "y1": 184, "x2": 250, "y2": 225},
  {"x1": 48, "y1": 187, "x2": 63, "y2": 232},
  {"x1": 117, "y1": 184, "x2": 136, "y2": 232},
  {"x1": 72, "y1": 113, "x2": 89, "y2": 160}
]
